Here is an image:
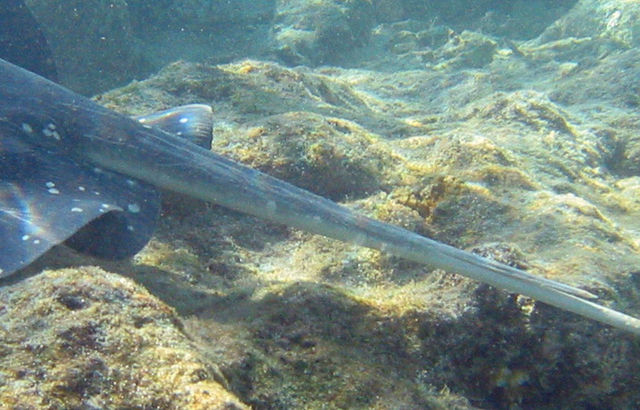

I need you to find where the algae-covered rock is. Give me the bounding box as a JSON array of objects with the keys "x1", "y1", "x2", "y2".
[
  {"x1": 380, "y1": 26, "x2": 498, "y2": 70},
  {"x1": 429, "y1": 30, "x2": 498, "y2": 70},
  {"x1": 548, "y1": 48, "x2": 640, "y2": 109},
  {"x1": 89, "y1": 50, "x2": 640, "y2": 407},
  {"x1": 212, "y1": 111, "x2": 399, "y2": 200},
  {"x1": 536, "y1": 0, "x2": 640, "y2": 49},
  {"x1": 393, "y1": 0, "x2": 576, "y2": 39},
  {"x1": 98, "y1": 59, "x2": 412, "y2": 138},
  {"x1": 0, "y1": 268, "x2": 246, "y2": 409},
  {"x1": 272, "y1": 0, "x2": 376, "y2": 66},
  {"x1": 183, "y1": 281, "x2": 477, "y2": 409}
]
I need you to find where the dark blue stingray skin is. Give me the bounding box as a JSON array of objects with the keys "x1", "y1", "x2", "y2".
[{"x1": 0, "y1": 58, "x2": 212, "y2": 276}]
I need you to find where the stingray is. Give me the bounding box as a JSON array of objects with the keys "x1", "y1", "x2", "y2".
[{"x1": 1, "y1": 58, "x2": 639, "y2": 335}]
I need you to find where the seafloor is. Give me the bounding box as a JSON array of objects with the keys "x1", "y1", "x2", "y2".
[{"x1": 3, "y1": 0, "x2": 640, "y2": 408}]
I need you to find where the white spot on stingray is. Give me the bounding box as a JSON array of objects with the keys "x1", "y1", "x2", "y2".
[
  {"x1": 93, "y1": 167, "x2": 103, "y2": 174},
  {"x1": 22, "y1": 235, "x2": 30, "y2": 241},
  {"x1": 21, "y1": 123, "x2": 33, "y2": 133},
  {"x1": 101, "y1": 203, "x2": 111, "y2": 208},
  {"x1": 142, "y1": 124, "x2": 152, "y2": 129},
  {"x1": 71, "y1": 207, "x2": 83, "y2": 212},
  {"x1": 127, "y1": 225, "x2": 135, "y2": 231},
  {"x1": 33, "y1": 239, "x2": 40, "y2": 245},
  {"x1": 126, "y1": 179, "x2": 136, "y2": 187},
  {"x1": 41, "y1": 126, "x2": 61, "y2": 140},
  {"x1": 78, "y1": 186, "x2": 86, "y2": 191},
  {"x1": 93, "y1": 191, "x2": 101, "y2": 196},
  {"x1": 47, "y1": 123, "x2": 56, "y2": 130},
  {"x1": 179, "y1": 117, "x2": 188, "y2": 124},
  {"x1": 48, "y1": 188, "x2": 60, "y2": 195},
  {"x1": 128, "y1": 203, "x2": 141, "y2": 213},
  {"x1": 45, "y1": 181, "x2": 55, "y2": 188}
]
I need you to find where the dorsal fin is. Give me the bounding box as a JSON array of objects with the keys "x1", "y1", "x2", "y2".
[{"x1": 135, "y1": 104, "x2": 213, "y2": 149}]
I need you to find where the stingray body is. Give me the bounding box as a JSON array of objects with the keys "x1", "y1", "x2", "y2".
[{"x1": 1, "y1": 58, "x2": 639, "y2": 334}]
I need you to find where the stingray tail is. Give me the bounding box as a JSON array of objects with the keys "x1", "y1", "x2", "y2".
[{"x1": 94, "y1": 124, "x2": 640, "y2": 335}]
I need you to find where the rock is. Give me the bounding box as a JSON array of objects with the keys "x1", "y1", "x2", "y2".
[
  {"x1": 271, "y1": 0, "x2": 376, "y2": 66},
  {"x1": 0, "y1": 267, "x2": 246, "y2": 409},
  {"x1": 213, "y1": 111, "x2": 398, "y2": 200},
  {"x1": 536, "y1": 0, "x2": 640, "y2": 49}
]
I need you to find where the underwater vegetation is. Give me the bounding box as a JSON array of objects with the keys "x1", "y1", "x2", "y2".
[{"x1": 4, "y1": 0, "x2": 640, "y2": 408}]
